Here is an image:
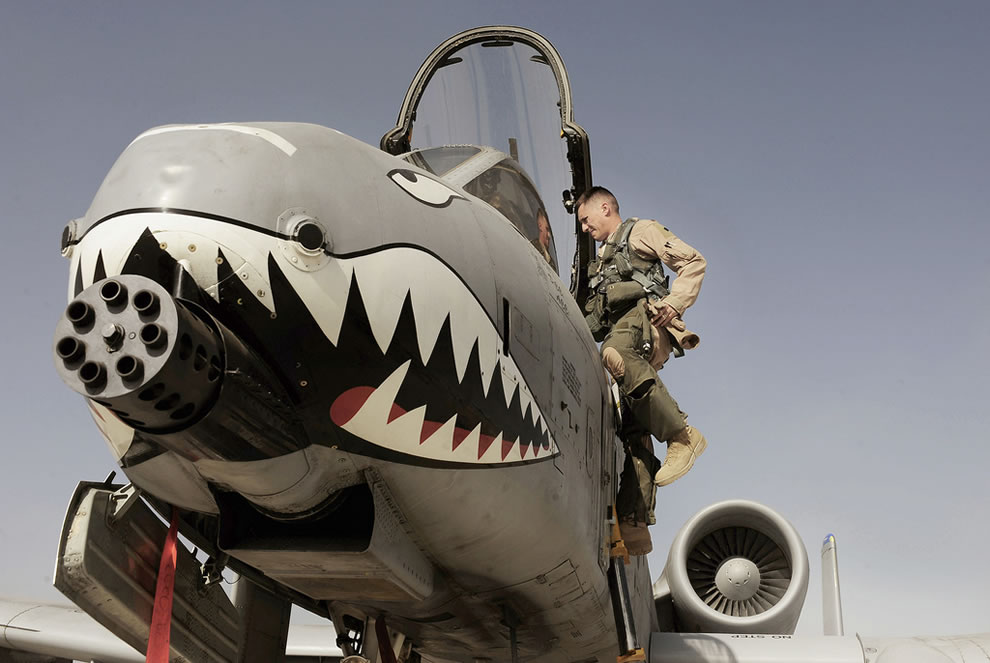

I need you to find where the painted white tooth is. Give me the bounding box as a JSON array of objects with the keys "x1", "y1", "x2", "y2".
[
  {"x1": 307, "y1": 247, "x2": 557, "y2": 466},
  {"x1": 479, "y1": 433, "x2": 504, "y2": 464},
  {"x1": 341, "y1": 361, "x2": 410, "y2": 439},
  {"x1": 284, "y1": 260, "x2": 353, "y2": 346},
  {"x1": 525, "y1": 439, "x2": 539, "y2": 460},
  {"x1": 78, "y1": 248, "x2": 96, "y2": 289},
  {"x1": 502, "y1": 436, "x2": 522, "y2": 463},
  {"x1": 452, "y1": 423, "x2": 482, "y2": 462},
  {"x1": 84, "y1": 220, "x2": 147, "y2": 280},
  {"x1": 353, "y1": 259, "x2": 408, "y2": 354},
  {"x1": 74, "y1": 234, "x2": 101, "y2": 290},
  {"x1": 476, "y1": 326, "x2": 498, "y2": 394},
  {"x1": 449, "y1": 302, "x2": 485, "y2": 385},
  {"x1": 519, "y1": 390, "x2": 534, "y2": 426},
  {"x1": 67, "y1": 252, "x2": 81, "y2": 300},
  {"x1": 534, "y1": 437, "x2": 550, "y2": 458},
  {"x1": 385, "y1": 404, "x2": 427, "y2": 450},
  {"x1": 421, "y1": 414, "x2": 457, "y2": 450},
  {"x1": 407, "y1": 264, "x2": 453, "y2": 365},
  {"x1": 500, "y1": 367, "x2": 521, "y2": 409}
]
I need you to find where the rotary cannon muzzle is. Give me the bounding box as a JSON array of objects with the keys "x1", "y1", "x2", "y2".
[
  {"x1": 54, "y1": 274, "x2": 306, "y2": 462},
  {"x1": 54, "y1": 276, "x2": 223, "y2": 430}
]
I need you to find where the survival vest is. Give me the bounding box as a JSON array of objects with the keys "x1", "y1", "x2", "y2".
[{"x1": 584, "y1": 218, "x2": 670, "y2": 341}]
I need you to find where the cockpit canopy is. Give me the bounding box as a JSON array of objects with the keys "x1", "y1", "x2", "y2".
[
  {"x1": 381, "y1": 26, "x2": 592, "y2": 298},
  {"x1": 403, "y1": 145, "x2": 558, "y2": 271}
]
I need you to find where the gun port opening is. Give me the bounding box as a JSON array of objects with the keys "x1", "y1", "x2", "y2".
[
  {"x1": 99, "y1": 280, "x2": 128, "y2": 311},
  {"x1": 66, "y1": 301, "x2": 94, "y2": 330},
  {"x1": 57, "y1": 337, "x2": 85, "y2": 364},
  {"x1": 140, "y1": 323, "x2": 167, "y2": 350},
  {"x1": 115, "y1": 355, "x2": 143, "y2": 383},
  {"x1": 133, "y1": 290, "x2": 160, "y2": 318},
  {"x1": 79, "y1": 361, "x2": 106, "y2": 391}
]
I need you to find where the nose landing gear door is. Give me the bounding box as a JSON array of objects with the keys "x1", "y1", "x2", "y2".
[{"x1": 380, "y1": 25, "x2": 595, "y2": 305}]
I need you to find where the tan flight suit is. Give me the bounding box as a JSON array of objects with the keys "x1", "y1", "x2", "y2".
[{"x1": 593, "y1": 219, "x2": 706, "y2": 525}]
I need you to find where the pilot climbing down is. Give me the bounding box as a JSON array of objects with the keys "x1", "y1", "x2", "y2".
[{"x1": 578, "y1": 186, "x2": 707, "y2": 554}]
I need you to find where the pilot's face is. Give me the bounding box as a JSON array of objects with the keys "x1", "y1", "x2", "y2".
[
  {"x1": 537, "y1": 213, "x2": 551, "y2": 248},
  {"x1": 578, "y1": 198, "x2": 614, "y2": 242}
]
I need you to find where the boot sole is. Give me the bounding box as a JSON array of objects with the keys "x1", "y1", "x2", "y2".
[{"x1": 654, "y1": 434, "x2": 707, "y2": 487}]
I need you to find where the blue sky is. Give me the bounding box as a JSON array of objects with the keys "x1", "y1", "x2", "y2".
[{"x1": 2, "y1": 1, "x2": 988, "y2": 638}]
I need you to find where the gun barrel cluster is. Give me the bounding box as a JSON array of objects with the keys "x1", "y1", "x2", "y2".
[{"x1": 53, "y1": 275, "x2": 223, "y2": 431}]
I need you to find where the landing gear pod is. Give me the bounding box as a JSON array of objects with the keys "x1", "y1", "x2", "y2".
[{"x1": 54, "y1": 275, "x2": 307, "y2": 462}]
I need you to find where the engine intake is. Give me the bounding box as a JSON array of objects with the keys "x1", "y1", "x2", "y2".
[{"x1": 654, "y1": 500, "x2": 809, "y2": 634}]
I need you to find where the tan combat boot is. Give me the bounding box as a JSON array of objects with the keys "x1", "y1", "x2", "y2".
[{"x1": 653, "y1": 425, "x2": 707, "y2": 487}]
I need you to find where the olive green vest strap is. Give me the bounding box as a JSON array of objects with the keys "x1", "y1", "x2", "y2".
[
  {"x1": 585, "y1": 218, "x2": 672, "y2": 344},
  {"x1": 618, "y1": 218, "x2": 669, "y2": 299}
]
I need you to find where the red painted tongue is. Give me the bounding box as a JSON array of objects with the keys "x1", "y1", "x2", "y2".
[
  {"x1": 328, "y1": 386, "x2": 375, "y2": 426},
  {"x1": 330, "y1": 385, "x2": 521, "y2": 459}
]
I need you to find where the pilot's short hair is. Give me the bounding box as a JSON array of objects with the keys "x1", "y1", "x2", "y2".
[{"x1": 576, "y1": 186, "x2": 619, "y2": 215}]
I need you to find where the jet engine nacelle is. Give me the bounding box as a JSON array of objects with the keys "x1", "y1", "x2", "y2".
[{"x1": 654, "y1": 500, "x2": 809, "y2": 635}]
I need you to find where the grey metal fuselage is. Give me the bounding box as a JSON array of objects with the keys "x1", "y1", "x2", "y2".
[{"x1": 61, "y1": 122, "x2": 656, "y2": 662}]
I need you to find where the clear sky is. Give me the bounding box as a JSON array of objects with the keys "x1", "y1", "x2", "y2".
[{"x1": 2, "y1": 0, "x2": 989, "y2": 640}]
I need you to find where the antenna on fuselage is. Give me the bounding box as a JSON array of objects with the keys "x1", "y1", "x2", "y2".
[{"x1": 822, "y1": 533, "x2": 845, "y2": 635}]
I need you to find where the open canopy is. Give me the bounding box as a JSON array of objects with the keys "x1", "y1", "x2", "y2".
[{"x1": 382, "y1": 26, "x2": 594, "y2": 299}]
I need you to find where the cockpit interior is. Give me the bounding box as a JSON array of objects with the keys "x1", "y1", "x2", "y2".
[{"x1": 403, "y1": 146, "x2": 558, "y2": 272}]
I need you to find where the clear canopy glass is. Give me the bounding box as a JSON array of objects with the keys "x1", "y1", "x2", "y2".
[{"x1": 386, "y1": 32, "x2": 589, "y2": 286}]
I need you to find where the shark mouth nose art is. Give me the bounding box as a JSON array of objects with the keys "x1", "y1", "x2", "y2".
[
  {"x1": 69, "y1": 215, "x2": 558, "y2": 468},
  {"x1": 321, "y1": 247, "x2": 558, "y2": 466},
  {"x1": 331, "y1": 360, "x2": 553, "y2": 464}
]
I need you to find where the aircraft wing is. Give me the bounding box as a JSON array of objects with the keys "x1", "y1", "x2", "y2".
[
  {"x1": 7, "y1": 599, "x2": 990, "y2": 663},
  {"x1": 0, "y1": 599, "x2": 342, "y2": 663}
]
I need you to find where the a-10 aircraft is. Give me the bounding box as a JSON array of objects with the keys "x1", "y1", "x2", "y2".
[{"x1": 11, "y1": 25, "x2": 986, "y2": 663}]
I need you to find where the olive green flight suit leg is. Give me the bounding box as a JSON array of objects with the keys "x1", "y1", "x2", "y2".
[
  {"x1": 615, "y1": 435, "x2": 662, "y2": 525},
  {"x1": 601, "y1": 303, "x2": 687, "y2": 523}
]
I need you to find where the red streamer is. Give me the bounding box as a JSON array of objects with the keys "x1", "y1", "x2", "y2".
[{"x1": 146, "y1": 508, "x2": 179, "y2": 663}]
